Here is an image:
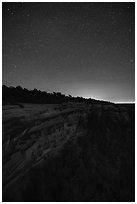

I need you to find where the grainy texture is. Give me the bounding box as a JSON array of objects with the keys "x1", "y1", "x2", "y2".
[{"x1": 2, "y1": 103, "x2": 135, "y2": 202}]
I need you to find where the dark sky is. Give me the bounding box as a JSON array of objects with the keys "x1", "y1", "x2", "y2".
[{"x1": 2, "y1": 2, "x2": 135, "y2": 102}]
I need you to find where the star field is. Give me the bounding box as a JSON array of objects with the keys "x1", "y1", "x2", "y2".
[{"x1": 2, "y1": 2, "x2": 135, "y2": 102}]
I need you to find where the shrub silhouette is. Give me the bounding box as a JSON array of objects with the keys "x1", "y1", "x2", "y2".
[{"x1": 2, "y1": 85, "x2": 112, "y2": 105}]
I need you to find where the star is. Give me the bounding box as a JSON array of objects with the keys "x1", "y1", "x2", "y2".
[
  {"x1": 130, "y1": 59, "x2": 134, "y2": 63},
  {"x1": 2, "y1": 2, "x2": 135, "y2": 103},
  {"x1": 128, "y1": 28, "x2": 132, "y2": 33}
]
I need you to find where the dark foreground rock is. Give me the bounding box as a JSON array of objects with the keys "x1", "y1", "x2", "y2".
[{"x1": 3, "y1": 103, "x2": 135, "y2": 202}]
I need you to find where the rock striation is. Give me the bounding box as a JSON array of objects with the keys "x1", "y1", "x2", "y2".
[{"x1": 2, "y1": 103, "x2": 135, "y2": 201}]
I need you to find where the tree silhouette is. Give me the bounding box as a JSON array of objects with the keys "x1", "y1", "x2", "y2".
[{"x1": 2, "y1": 85, "x2": 112, "y2": 105}]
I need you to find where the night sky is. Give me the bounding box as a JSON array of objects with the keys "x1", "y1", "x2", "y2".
[{"x1": 2, "y1": 2, "x2": 135, "y2": 103}]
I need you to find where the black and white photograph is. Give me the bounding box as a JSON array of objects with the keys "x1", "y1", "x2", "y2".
[{"x1": 2, "y1": 1, "x2": 135, "y2": 202}]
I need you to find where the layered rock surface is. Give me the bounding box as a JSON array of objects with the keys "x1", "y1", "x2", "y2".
[{"x1": 2, "y1": 103, "x2": 135, "y2": 201}]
